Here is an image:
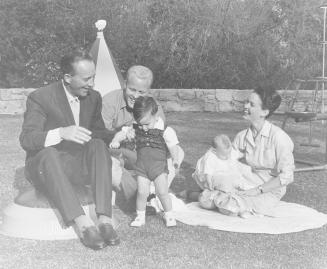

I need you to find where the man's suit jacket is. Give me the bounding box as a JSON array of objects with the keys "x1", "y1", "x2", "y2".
[{"x1": 20, "y1": 81, "x2": 114, "y2": 162}]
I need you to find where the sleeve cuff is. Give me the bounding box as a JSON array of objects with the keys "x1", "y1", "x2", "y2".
[{"x1": 44, "y1": 128, "x2": 63, "y2": 147}]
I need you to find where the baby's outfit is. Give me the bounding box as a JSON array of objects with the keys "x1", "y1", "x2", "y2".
[
  {"x1": 193, "y1": 147, "x2": 254, "y2": 216},
  {"x1": 134, "y1": 118, "x2": 179, "y2": 181},
  {"x1": 193, "y1": 147, "x2": 253, "y2": 191}
]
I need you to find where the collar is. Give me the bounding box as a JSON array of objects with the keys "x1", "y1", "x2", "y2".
[
  {"x1": 62, "y1": 80, "x2": 79, "y2": 103},
  {"x1": 260, "y1": 120, "x2": 272, "y2": 138},
  {"x1": 244, "y1": 120, "x2": 271, "y2": 146}
]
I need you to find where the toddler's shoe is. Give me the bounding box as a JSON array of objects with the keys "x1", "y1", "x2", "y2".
[
  {"x1": 130, "y1": 215, "x2": 145, "y2": 227},
  {"x1": 163, "y1": 214, "x2": 177, "y2": 227}
]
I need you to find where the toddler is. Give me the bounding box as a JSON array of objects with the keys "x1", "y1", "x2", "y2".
[
  {"x1": 110, "y1": 96, "x2": 183, "y2": 227},
  {"x1": 193, "y1": 134, "x2": 253, "y2": 217}
]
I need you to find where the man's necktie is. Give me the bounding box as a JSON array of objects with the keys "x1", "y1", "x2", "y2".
[{"x1": 70, "y1": 97, "x2": 80, "y2": 126}]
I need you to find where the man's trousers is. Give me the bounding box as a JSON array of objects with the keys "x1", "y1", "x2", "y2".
[{"x1": 25, "y1": 139, "x2": 113, "y2": 226}]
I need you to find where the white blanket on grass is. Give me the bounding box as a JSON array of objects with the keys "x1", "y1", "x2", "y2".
[{"x1": 171, "y1": 199, "x2": 327, "y2": 234}]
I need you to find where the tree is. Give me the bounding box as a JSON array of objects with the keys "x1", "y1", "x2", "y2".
[{"x1": 0, "y1": 0, "x2": 324, "y2": 89}]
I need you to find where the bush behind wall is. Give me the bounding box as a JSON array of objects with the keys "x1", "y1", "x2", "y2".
[{"x1": 0, "y1": 0, "x2": 323, "y2": 89}]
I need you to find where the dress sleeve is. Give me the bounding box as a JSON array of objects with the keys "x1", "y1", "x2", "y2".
[{"x1": 274, "y1": 131, "x2": 295, "y2": 186}]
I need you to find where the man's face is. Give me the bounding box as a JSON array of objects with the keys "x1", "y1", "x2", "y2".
[
  {"x1": 64, "y1": 60, "x2": 96, "y2": 97},
  {"x1": 124, "y1": 75, "x2": 151, "y2": 109}
]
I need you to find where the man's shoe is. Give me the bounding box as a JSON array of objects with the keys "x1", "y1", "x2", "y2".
[
  {"x1": 80, "y1": 226, "x2": 106, "y2": 250},
  {"x1": 98, "y1": 223, "x2": 120, "y2": 246}
]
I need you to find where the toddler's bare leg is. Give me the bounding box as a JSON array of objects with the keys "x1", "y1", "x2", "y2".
[
  {"x1": 154, "y1": 173, "x2": 176, "y2": 227},
  {"x1": 154, "y1": 173, "x2": 171, "y2": 211},
  {"x1": 136, "y1": 176, "x2": 150, "y2": 211},
  {"x1": 130, "y1": 176, "x2": 150, "y2": 227}
]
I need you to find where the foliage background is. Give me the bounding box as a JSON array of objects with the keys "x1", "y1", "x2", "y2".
[{"x1": 0, "y1": 0, "x2": 324, "y2": 89}]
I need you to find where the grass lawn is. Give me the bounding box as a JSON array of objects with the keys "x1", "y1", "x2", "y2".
[{"x1": 1, "y1": 112, "x2": 327, "y2": 269}]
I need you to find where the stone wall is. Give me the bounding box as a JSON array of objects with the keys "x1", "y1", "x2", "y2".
[
  {"x1": 0, "y1": 88, "x2": 35, "y2": 115},
  {"x1": 1, "y1": 87, "x2": 327, "y2": 115}
]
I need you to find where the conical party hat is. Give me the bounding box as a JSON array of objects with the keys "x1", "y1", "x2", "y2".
[{"x1": 89, "y1": 20, "x2": 124, "y2": 96}]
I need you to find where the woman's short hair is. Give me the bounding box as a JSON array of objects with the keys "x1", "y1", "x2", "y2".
[
  {"x1": 254, "y1": 85, "x2": 282, "y2": 118},
  {"x1": 133, "y1": 96, "x2": 158, "y2": 122},
  {"x1": 60, "y1": 49, "x2": 94, "y2": 75}
]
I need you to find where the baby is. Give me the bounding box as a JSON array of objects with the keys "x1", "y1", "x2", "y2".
[
  {"x1": 193, "y1": 134, "x2": 253, "y2": 217},
  {"x1": 110, "y1": 96, "x2": 183, "y2": 227}
]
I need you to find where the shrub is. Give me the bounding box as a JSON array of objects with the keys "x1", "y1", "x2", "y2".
[{"x1": 0, "y1": 0, "x2": 324, "y2": 89}]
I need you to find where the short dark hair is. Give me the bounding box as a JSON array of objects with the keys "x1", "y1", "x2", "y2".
[
  {"x1": 254, "y1": 85, "x2": 281, "y2": 118},
  {"x1": 60, "y1": 49, "x2": 94, "y2": 75},
  {"x1": 133, "y1": 96, "x2": 158, "y2": 122}
]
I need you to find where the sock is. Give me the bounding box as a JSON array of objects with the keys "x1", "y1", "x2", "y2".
[
  {"x1": 74, "y1": 215, "x2": 94, "y2": 231},
  {"x1": 136, "y1": 210, "x2": 146, "y2": 219}
]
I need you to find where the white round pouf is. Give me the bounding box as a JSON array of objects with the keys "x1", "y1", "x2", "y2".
[{"x1": 0, "y1": 202, "x2": 97, "y2": 240}]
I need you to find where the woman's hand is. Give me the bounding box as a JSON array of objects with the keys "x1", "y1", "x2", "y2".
[{"x1": 237, "y1": 187, "x2": 260, "y2": 197}]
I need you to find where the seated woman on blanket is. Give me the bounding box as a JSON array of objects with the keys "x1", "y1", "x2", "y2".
[
  {"x1": 231, "y1": 85, "x2": 295, "y2": 216},
  {"x1": 182, "y1": 85, "x2": 295, "y2": 217},
  {"x1": 193, "y1": 134, "x2": 255, "y2": 217}
]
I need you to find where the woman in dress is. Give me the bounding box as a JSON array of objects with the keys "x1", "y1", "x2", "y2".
[{"x1": 232, "y1": 85, "x2": 295, "y2": 215}]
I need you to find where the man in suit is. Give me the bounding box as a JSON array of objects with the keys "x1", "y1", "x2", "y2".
[{"x1": 19, "y1": 49, "x2": 119, "y2": 250}]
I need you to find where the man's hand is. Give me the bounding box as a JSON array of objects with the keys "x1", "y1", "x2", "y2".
[{"x1": 59, "y1": 126, "x2": 92, "y2": 144}]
